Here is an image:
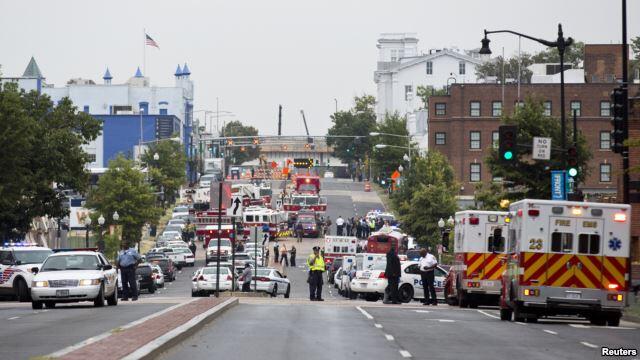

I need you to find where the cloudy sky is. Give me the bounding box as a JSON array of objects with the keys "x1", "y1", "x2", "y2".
[{"x1": 1, "y1": 0, "x2": 637, "y2": 135}]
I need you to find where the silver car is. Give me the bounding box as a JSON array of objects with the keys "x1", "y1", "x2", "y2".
[
  {"x1": 191, "y1": 266, "x2": 236, "y2": 296},
  {"x1": 240, "y1": 268, "x2": 291, "y2": 298}
]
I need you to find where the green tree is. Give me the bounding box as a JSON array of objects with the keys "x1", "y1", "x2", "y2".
[
  {"x1": 326, "y1": 95, "x2": 377, "y2": 166},
  {"x1": 475, "y1": 54, "x2": 534, "y2": 83},
  {"x1": 531, "y1": 41, "x2": 585, "y2": 67},
  {"x1": 392, "y1": 151, "x2": 458, "y2": 248},
  {"x1": 0, "y1": 83, "x2": 101, "y2": 240},
  {"x1": 86, "y1": 155, "x2": 161, "y2": 247},
  {"x1": 222, "y1": 120, "x2": 260, "y2": 166},
  {"x1": 471, "y1": 181, "x2": 510, "y2": 210},
  {"x1": 486, "y1": 97, "x2": 592, "y2": 199},
  {"x1": 141, "y1": 139, "x2": 186, "y2": 205},
  {"x1": 416, "y1": 86, "x2": 447, "y2": 110},
  {"x1": 371, "y1": 113, "x2": 411, "y2": 178}
]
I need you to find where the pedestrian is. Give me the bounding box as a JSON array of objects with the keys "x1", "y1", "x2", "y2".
[
  {"x1": 117, "y1": 242, "x2": 141, "y2": 301},
  {"x1": 419, "y1": 248, "x2": 438, "y2": 305},
  {"x1": 280, "y1": 244, "x2": 289, "y2": 267},
  {"x1": 307, "y1": 246, "x2": 326, "y2": 301},
  {"x1": 320, "y1": 246, "x2": 325, "y2": 257},
  {"x1": 346, "y1": 217, "x2": 353, "y2": 237},
  {"x1": 273, "y1": 241, "x2": 280, "y2": 263},
  {"x1": 295, "y1": 221, "x2": 304, "y2": 243},
  {"x1": 241, "y1": 264, "x2": 252, "y2": 292},
  {"x1": 188, "y1": 240, "x2": 197, "y2": 256},
  {"x1": 290, "y1": 246, "x2": 297, "y2": 267},
  {"x1": 368, "y1": 218, "x2": 375, "y2": 235},
  {"x1": 325, "y1": 217, "x2": 332, "y2": 235},
  {"x1": 237, "y1": 241, "x2": 244, "y2": 253},
  {"x1": 383, "y1": 247, "x2": 401, "y2": 304},
  {"x1": 336, "y1": 215, "x2": 344, "y2": 236},
  {"x1": 355, "y1": 217, "x2": 362, "y2": 239}
]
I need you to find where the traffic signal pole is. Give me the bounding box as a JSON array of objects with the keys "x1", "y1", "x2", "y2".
[{"x1": 621, "y1": 0, "x2": 630, "y2": 204}]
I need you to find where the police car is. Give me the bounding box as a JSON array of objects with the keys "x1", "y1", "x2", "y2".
[
  {"x1": 398, "y1": 261, "x2": 448, "y2": 303},
  {"x1": 30, "y1": 251, "x2": 118, "y2": 309},
  {"x1": 0, "y1": 244, "x2": 53, "y2": 302}
]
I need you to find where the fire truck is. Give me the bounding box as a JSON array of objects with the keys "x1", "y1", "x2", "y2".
[
  {"x1": 195, "y1": 210, "x2": 236, "y2": 248},
  {"x1": 444, "y1": 210, "x2": 509, "y2": 307},
  {"x1": 283, "y1": 174, "x2": 327, "y2": 220},
  {"x1": 241, "y1": 206, "x2": 288, "y2": 240},
  {"x1": 499, "y1": 199, "x2": 631, "y2": 326}
]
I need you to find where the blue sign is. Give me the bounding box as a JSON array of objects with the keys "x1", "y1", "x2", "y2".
[
  {"x1": 551, "y1": 171, "x2": 566, "y2": 200},
  {"x1": 608, "y1": 237, "x2": 622, "y2": 251}
]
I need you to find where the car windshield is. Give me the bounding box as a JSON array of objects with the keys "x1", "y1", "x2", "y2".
[
  {"x1": 13, "y1": 250, "x2": 53, "y2": 264},
  {"x1": 235, "y1": 254, "x2": 251, "y2": 260},
  {"x1": 255, "y1": 269, "x2": 272, "y2": 277},
  {"x1": 150, "y1": 259, "x2": 169, "y2": 267},
  {"x1": 209, "y1": 240, "x2": 231, "y2": 247},
  {"x1": 369, "y1": 262, "x2": 387, "y2": 270},
  {"x1": 173, "y1": 206, "x2": 189, "y2": 213},
  {"x1": 202, "y1": 267, "x2": 230, "y2": 275},
  {"x1": 41, "y1": 254, "x2": 99, "y2": 271},
  {"x1": 169, "y1": 220, "x2": 185, "y2": 225}
]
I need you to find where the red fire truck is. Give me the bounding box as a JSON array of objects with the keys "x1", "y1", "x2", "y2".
[{"x1": 195, "y1": 210, "x2": 236, "y2": 248}]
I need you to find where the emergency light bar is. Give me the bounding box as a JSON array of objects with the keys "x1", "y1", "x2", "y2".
[
  {"x1": 614, "y1": 213, "x2": 626, "y2": 222},
  {"x1": 469, "y1": 217, "x2": 479, "y2": 225}
]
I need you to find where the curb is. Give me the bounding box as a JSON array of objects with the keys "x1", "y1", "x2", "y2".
[{"x1": 122, "y1": 297, "x2": 238, "y2": 360}]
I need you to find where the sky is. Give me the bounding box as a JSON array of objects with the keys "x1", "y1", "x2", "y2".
[{"x1": 1, "y1": 0, "x2": 638, "y2": 136}]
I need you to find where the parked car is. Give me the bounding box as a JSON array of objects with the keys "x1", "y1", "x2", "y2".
[
  {"x1": 206, "y1": 239, "x2": 233, "y2": 263},
  {"x1": 0, "y1": 244, "x2": 53, "y2": 302},
  {"x1": 167, "y1": 219, "x2": 186, "y2": 229},
  {"x1": 296, "y1": 217, "x2": 320, "y2": 238},
  {"x1": 323, "y1": 171, "x2": 334, "y2": 178},
  {"x1": 240, "y1": 268, "x2": 290, "y2": 298},
  {"x1": 327, "y1": 258, "x2": 343, "y2": 284},
  {"x1": 350, "y1": 261, "x2": 387, "y2": 302},
  {"x1": 172, "y1": 247, "x2": 195, "y2": 267},
  {"x1": 191, "y1": 266, "x2": 236, "y2": 296},
  {"x1": 136, "y1": 263, "x2": 157, "y2": 294},
  {"x1": 149, "y1": 247, "x2": 185, "y2": 269},
  {"x1": 398, "y1": 261, "x2": 448, "y2": 303},
  {"x1": 150, "y1": 264, "x2": 165, "y2": 288},
  {"x1": 148, "y1": 258, "x2": 176, "y2": 282},
  {"x1": 232, "y1": 252, "x2": 254, "y2": 269}
]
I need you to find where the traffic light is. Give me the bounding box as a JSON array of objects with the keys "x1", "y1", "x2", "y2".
[
  {"x1": 610, "y1": 87, "x2": 625, "y2": 154},
  {"x1": 567, "y1": 146, "x2": 578, "y2": 177},
  {"x1": 498, "y1": 125, "x2": 517, "y2": 161}
]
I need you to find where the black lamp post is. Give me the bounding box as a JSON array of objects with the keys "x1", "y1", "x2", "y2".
[
  {"x1": 480, "y1": 24, "x2": 573, "y2": 169},
  {"x1": 84, "y1": 216, "x2": 92, "y2": 248}
]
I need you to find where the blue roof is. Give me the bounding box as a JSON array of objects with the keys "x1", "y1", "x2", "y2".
[
  {"x1": 182, "y1": 63, "x2": 191, "y2": 75},
  {"x1": 135, "y1": 67, "x2": 143, "y2": 78},
  {"x1": 103, "y1": 68, "x2": 113, "y2": 80},
  {"x1": 174, "y1": 64, "x2": 182, "y2": 76}
]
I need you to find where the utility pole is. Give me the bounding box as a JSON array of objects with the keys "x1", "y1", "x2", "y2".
[
  {"x1": 278, "y1": 105, "x2": 282, "y2": 136},
  {"x1": 621, "y1": 0, "x2": 630, "y2": 204}
]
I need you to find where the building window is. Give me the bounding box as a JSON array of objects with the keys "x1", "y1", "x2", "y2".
[
  {"x1": 390, "y1": 49, "x2": 397, "y2": 62},
  {"x1": 159, "y1": 108, "x2": 168, "y2": 115},
  {"x1": 87, "y1": 153, "x2": 97, "y2": 163},
  {"x1": 544, "y1": 101, "x2": 552, "y2": 116},
  {"x1": 570, "y1": 101, "x2": 581, "y2": 117},
  {"x1": 600, "y1": 101, "x2": 611, "y2": 117},
  {"x1": 405, "y1": 85, "x2": 413, "y2": 101},
  {"x1": 470, "y1": 163, "x2": 481, "y2": 182},
  {"x1": 515, "y1": 101, "x2": 525, "y2": 110},
  {"x1": 492, "y1": 131, "x2": 499, "y2": 149},
  {"x1": 600, "y1": 163, "x2": 611, "y2": 182},
  {"x1": 139, "y1": 102, "x2": 149, "y2": 114},
  {"x1": 459, "y1": 61, "x2": 466, "y2": 75},
  {"x1": 435, "y1": 103, "x2": 446, "y2": 116},
  {"x1": 426, "y1": 61, "x2": 433, "y2": 75},
  {"x1": 470, "y1": 101, "x2": 480, "y2": 117},
  {"x1": 492, "y1": 101, "x2": 502, "y2": 117},
  {"x1": 83, "y1": 105, "x2": 90, "y2": 113},
  {"x1": 435, "y1": 132, "x2": 446, "y2": 145},
  {"x1": 600, "y1": 131, "x2": 611, "y2": 150},
  {"x1": 470, "y1": 131, "x2": 481, "y2": 149}
]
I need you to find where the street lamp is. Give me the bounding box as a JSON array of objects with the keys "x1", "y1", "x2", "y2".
[
  {"x1": 84, "y1": 216, "x2": 92, "y2": 248},
  {"x1": 370, "y1": 132, "x2": 412, "y2": 166},
  {"x1": 398, "y1": 164, "x2": 404, "y2": 173},
  {"x1": 97, "y1": 215, "x2": 105, "y2": 252},
  {"x1": 113, "y1": 211, "x2": 120, "y2": 222},
  {"x1": 374, "y1": 144, "x2": 412, "y2": 167},
  {"x1": 437, "y1": 216, "x2": 454, "y2": 264},
  {"x1": 480, "y1": 24, "x2": 573, "y2": 168},
  {"x1": 153, "y1": 152, "x2": 159, "y2": 161}
]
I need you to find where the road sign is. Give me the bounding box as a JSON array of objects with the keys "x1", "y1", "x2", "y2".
[
  {"x1": 551, "y1": 170, "x2": 566, "y2": 200},
  {"x1": 226, "y1": 195, "x2": 243, "y2": 217},
  {"x1": 391, "y1": 170, "x2": 401, "y2": 180},
  {"x1": 532, "y1": 137, "x2": 551, "y2": 160}
]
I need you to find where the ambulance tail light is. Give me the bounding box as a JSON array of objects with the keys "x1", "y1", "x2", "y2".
[
  {"x1": 469, "y1": 217, "x2": 480, "y2": 225},
  {"x1": 613, "y1": 213, "x2": 626, "y2": 222},
  {"x1": 523, "y1": 289, "x2": 539, "y2": 296},
  {"x1": 378, "y1": 272, "x2": 386, "y2": 279},
  {"x1": 607, "y1": 283, "x2": 619, "y2": 290},
  {"x1": 607, "y1": 294, "x2": 623, "y2": 302},
  {"x1": 467, "y1": 281, "x2": 480, "y2": 288},
  {"x1": 527, "y1": 209, "x2": 540, "y2": 217}
]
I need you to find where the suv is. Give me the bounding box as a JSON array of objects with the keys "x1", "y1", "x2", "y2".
[
  {"x1": 136, "y1": 263, "x2": 157, "y2": 294},
  {"x1": 148, "y1": 258, "x2": 176, "y2": 282},
  {"x1": 0, "y1": 245, "x2": 53, "y2": 302}
]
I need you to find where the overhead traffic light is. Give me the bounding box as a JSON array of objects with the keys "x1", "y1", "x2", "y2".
[
  {"x1": 567, "y1": 146, "x2": 578, "y2": 177},
  {"x1": 610, "y1": 87, "x2": 625, "y2": 154},
  {"x1": 498, "y1": 125, "x2": 517, "y2": 162}
]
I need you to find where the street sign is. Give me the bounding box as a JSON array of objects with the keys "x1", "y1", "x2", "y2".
[
  {"x1": 226, "y1": 195, "x2": 243, "y2": 217},
  {"x1": 532, "y1": 137, "x2": 551, "y2": 160},
  {"x1": 551, "y1": 170, "x2": 566, "y2": 200},
  {"x1": 391, "y1": 170, "x2": 401, "y2": 180}
]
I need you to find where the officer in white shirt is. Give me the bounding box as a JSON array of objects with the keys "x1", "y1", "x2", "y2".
[
  {"x1": 419, "y1": 248, "x2": 438, "y2": 306},
  {"x1": 335, "y1": 216, "x2": 345, "y2": 236}
]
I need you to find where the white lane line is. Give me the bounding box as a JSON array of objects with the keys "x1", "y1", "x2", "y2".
[
  {"x1": 570, "y1": 324, "x2": 590, "y2": 329},
  {"x1": 478, "y1": 310, "x2": 500, "y2": 319},
  {"x1": 413, "y1": 310, "x2": 431, "y2": 313},
  {"x1": 374, "y1": 323, "x2": 383, "y2": 328},
  {"x1": 543, "y1": 330, "x2": 558, "y2": 335},
  {"x1": 8, "y1": 316, "x2": 20, "y2": 320},
  {"x1": 438, "y1": 319, "x2": 455, "y2": 323},
  {"x1": 356, "y1": 306, "x2": 374, "y2": 320},
  {"x1": 399, "y1": 350, "x2": 412, "y2": 358},
  {"x1": 580, "y1": 341, "x2": 598, "y2": 348},
  {"x1": 515, "y1": 322, "x2": 527, "y2": 326},
  {"x1": 385, "y1": 334, "x2": 394, "y2": 341}
]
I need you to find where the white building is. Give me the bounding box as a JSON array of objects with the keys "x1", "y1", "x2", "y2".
[{"x1": 374, "y1": 33, "x2": 487, "y2": 150}]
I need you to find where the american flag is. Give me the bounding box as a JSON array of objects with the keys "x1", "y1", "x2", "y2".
[{"x1": 146, "y1": 34, "x2": 159, "y2": 48}]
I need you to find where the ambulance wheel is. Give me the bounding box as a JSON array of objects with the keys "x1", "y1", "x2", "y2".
[
  {"x1": 525, "y1": 316, "x2": 538, "y2": 323},
  {"x1": 606, "y1": 313, "x2": 621, "y2": 327},
  {"x1": 457, "y1": 290, "x2": 469, "y2": 308},
  {"x1": 513, "y1": 305, "x2": 525, "y2": 322},
  {"x1": 398, "y1": 284, "x2": 414, "y2": 303},
  {"x1": 500, "y1": 308, "x2": 512, "y2": 321},
  {"x1": 590, "y1": 312, "x2": 607, "y2": 326}
]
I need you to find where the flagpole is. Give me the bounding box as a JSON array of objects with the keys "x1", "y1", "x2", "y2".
[{"x1": 143, "y1": 28, "x2": 146, "y2": 77}]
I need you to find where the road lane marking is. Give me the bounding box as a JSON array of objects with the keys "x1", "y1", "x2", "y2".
[
  {"x1": 374, "y1": 323, "x2": 383, "y2": 328},
  {"x1": 580, "y1": 341, "x2": 598, "y2": 348},
  {"x1": 413, "y1": 310, "x2": 431, "y2": 313},
  {"x1": 543, "y1": 330, "x2": 558, "y2": 335},
  {"x1": 8, "y1": 316, "x2": 20, "y2": 320},
  {"x1": 515, "y1": 322, "x2": 527, "y2": 326},
  {"x1": 399, "y1": 350, "x2": 412, "y2": 358},
  {"x1": 356, "y1": 306, "x2": 374, "y2": 320},
  {"x1": 438, "y1": 319, "x2": 455, "y2": 323},
  {"x1": 385, "y1": 334, "x2": 394, "y2": 341},
  {"x1": 478, "y1": 310, "x2": 500, "y2": 319},
  {"x1": 570, "y1": 324, "x2": 590, "y2": 329}
]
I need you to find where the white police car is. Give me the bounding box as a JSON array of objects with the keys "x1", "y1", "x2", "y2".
[
  {"x1": 30, "y1": 251, "x2": 118, "y2": 309},
  {"x1": 0, "y1": 244, "x2": 53, "y2": 302},
  {"x1": 398, "y1": 261, "x2": 448, "y2": 303}
]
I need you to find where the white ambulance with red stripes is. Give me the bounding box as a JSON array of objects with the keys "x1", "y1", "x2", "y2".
[
  {"x1": 444, "y1": 210, "x2": 509, "y2": 307},
  {"x1": 499, "y1": 199, "x2": 631, "y2": 326}
]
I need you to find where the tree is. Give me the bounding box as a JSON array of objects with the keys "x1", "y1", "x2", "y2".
[
  {"x1": 416, "y1": 86, "x2": 447, "y2": 110},
  {"x1": 86, "y1": 155, "x2": 162, "y2": 247},
  {"x1": 326, "y1": 95, "x2": 377, "y2": 166},
  {"x1": 141, "y1": 139, "x2": 186, "y2": 205},
  {"x1": 486, "y1": 97, "x2": 592, "y2": 199},
  {"x1": 222, "y1": 120, "x2": 260, "y2": 166},
  {"x1": 531, "y1": 41, "x2": 584, "y2": 68},
  {"x1": 391, "y1": 151, "x2": 458, "y2": 248},
  {"x1": 472, "y1": 181, "x2": 510, "y2": 210},
  {"x1": 0, "y1": 83, "x2": 101, "y2": 240},
  {"x1": 371, "y1": 113, "x2": 411, "y2": 178},
  {"x1": 475, "y1": 54, "x2": 534, "y2": 83}
]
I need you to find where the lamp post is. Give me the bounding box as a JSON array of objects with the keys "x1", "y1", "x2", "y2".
[
  {"x1": 480, "y1": 24, "x2": 573, "y2": 169},
  {"x1": 437, "y1": 216, "x2": 454, "y2": 264},
  {"x1": 84, "y1": 216, "x2": 92, "y2": 248},
  {"x1": 97, "y1": 215, "x2": 105, "y2": 252}
]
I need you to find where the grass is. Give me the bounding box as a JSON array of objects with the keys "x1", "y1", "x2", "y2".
[{"x1": 625, "y1": 297, "x2": 640, "y2": 319}]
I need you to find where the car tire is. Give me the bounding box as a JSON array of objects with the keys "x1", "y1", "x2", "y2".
[
  {"x1": 590, "y1": 312, "x2": 607, "y2": 326},
  {"x1": 107, "y1": 285, "x2": 118, "y2": 306},
  {"x1": 349, "y1": 291, "x2": 358, "y2": 300},
  {"x1": 606, "y1": 313, "x2": 621, "y2": 327},
  {"x1": 500, "y1": 308, "x2": 512, "y2": 321},
  {"x1": 94, "y1": 283, "x2": 105, "y2": 307},
  {"x1": 44, "y1": 301, "x2": 56, "y2": 309},
  {"x1": 271, "y1": 284, "x2": 278, "y2": 298},
  {"x1": 365, "y1": 293, "x2": 379, "y2": 302},
  {"x1": 191, "y1": 290, "x2": 199, "y2": 297},
  {"x1": 457, "y1": 289, "x2": 469, "y2": 308},
  {"x1": 284, "y1": 285, "x2": 290, "y2": 299},
  {"x1": 15, "y1": 278, "x2": 31, "y2": 302},
  {"x1": 399, "y1": 284, "x2": 414, "y2": 303},
  {"x1": 32, "y1": 301, "x2": 43, "y2": 310},
  {"x1": 513, "y1": 304, "x2": 526, "y2": 323},
  {"x1": 148, "y1": 283, "x2": 156, "y2": 294}
]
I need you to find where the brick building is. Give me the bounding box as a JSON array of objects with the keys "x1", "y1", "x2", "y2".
[
  {"x1": 620, "y1": 97, "x2": 639, "y2": 261},
  {"x1": 427, "y1": 44, "x2": 638, "y2": 205}
]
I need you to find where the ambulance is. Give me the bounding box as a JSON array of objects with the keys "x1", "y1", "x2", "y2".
[
  {"x1": 323, "y1": 236, "x2": 358, "y2": 266},
  {"x1": 499, "y1": 199, "x2": 631, "y2": 326},
  {"x1": 444, "y1": 210, "x2": 509, "y2": 307}
]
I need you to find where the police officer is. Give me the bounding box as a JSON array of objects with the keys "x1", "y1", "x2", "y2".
[
  {"x1": 117, "y1": 242, "x2": 141, "y2": 301},
  {"x1": 419, "y1": 248, "x2": 438, "y2": 305},
  {"x1": 384, "y1": 247, "x2": 401, "y2": 304},
  {"x1": 307, "y1": 246, "x2": 326, "y2": 301}
]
